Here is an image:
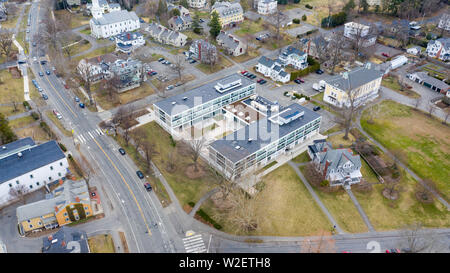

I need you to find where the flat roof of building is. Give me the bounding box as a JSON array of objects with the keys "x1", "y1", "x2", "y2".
[
  {"x1": 225, "y1": 100, "x2": 266, "y2": 124},
  {"x1": 153, "y1": 73, "x2": 255, "y2": 116},
  {"x1": 210, "y1": 103, "x2": 321, "y2": 163}
]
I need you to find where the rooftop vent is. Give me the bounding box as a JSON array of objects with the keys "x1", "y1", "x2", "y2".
[
  {"x1": 17, "y1": 152, "x2": 22, "y2": 158},
  {"x1": 235, "y1": 145, "x2": 240, "y2": 150},
  {"x1": 51, "y1": 239, "x2": 58, "y2": 244},
  {"x1": 342, "y1": 72, "x2": 348, "y2": 79},
  {"x1": 248, "y1": 138, "x2": 252, "y2": 142},
  {"x1": 2, "y1": 146, "x2": 5, "y2": 150},
  {"x1": 182, "y1": 97, "x2": 188, "y2": 100},
  {"x1": 172, "y1": 102, "x2": 176, "y2": 105}
]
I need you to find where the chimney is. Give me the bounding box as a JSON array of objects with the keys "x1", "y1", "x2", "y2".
[
  {"x1": 54, "y1": 206, "x2": 59, "y2": 212},
  {"x1": 59, "y1": 179, "x2": 63, "y2": 185},
  {"x1": 75, "y1": 196, "x2": 80, "y2": 203},
  {"x1": 48, "y1": 235, "x2": 53, "y2": 241},
  {"x1": 323, "y1": 147, "x2": 327, "y2": 152},
  {"x1": 127, "y1": 33, "x2": 130, "y2": 40},
  {"x1": 61, "y1": 241, "x2": 66, "y2": 247},
  {"x1": 323, "y1": 160, "x2": 331, "y2": 178}
]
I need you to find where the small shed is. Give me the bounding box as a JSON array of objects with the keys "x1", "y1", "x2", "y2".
[{"x1": 390, "y1": 55, "x2": 408, "y2": 70}]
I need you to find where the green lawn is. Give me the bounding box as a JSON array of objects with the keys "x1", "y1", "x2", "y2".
[
  {"x1": 129, "y1": 122, "x2": 215, "y2": 207},
  {"x1": 382, "y1": 76, "x2": 420, "y2": 99},
  {"x1": 94, "y1": 83, "x2": 155, "y2": 111},
  {"x1": 292, "y1": 151, "x2": 310, "y2": 164},
  {"x1": 88, "y1": 234, "x2": 115, "y2": 253},
  {"x1": 202, "y1": 164, "x2": 333, "y2": 236},
  {"x1": 234, "y1": 20, "x2": 265, "y2": 36},
  {"x1": 64, "y1": 40, "x2": 92, "y2": 57},
  {"x1": 8, "y1": 115, "x2": 35, "y2": 130},
  {"x1": 361, "y1": 100, "x2": 450, "y2": 201},
  {"x1": 196, "y1": 55, "x2": 233, "y2": 74},
  {"x1": 73, "y1": 45, "x2": 116, "y2": 62}
]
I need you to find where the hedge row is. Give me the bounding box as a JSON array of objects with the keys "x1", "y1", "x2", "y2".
[
  {"x1": 289, "y1": 57, "x2": 320, "y2": 81},
  {"x1": 321, "y1": 11, "x2": 347, "y2": 28},
  {"x1": 188, "y1": 202, "x2": 222, "y2": 230}
]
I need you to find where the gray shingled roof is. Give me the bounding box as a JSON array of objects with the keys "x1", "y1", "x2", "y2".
[
  {"x1": 317, "y1": 148, "x2": 362, "y2": 176},
  {"x1": 42, "y1": 226, "x2": 89, "y2": 253},
  {"x1": 257, "y1": 56, "x2": 274, "y2": 68},
  {"x1": 217, "y1": 31, "x2": 241, "y2": 51},
  {"x1": 212, "y1": 1, "x2": 243, "y2": 18},
  {"x1": 415, "y1": 72, "x2": 450, "y2": 90},
  {"x1": 154, "y1": 74, "x2": 255, "y2": 116},
  {"x1": 91, "y1": 10, "x2": 139, "y2": 26},
  {"x1": 0, "y1": 140, "x2": 66, "y2": 184},
  {"x1": 210, "y1": 103, "x2": 321, "y2": 163},
  {"x1": 325, "y1": 64, "x2": 383, "y2": 92}
]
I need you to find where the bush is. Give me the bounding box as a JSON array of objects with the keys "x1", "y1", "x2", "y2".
[
  {"x1": 23, "y1": 101, "x2": 31, "y2": 109},
  {"x1": 59, "y1": 142, "x2": 67, "y2": 152},
  {"x1": 305, "y1": 4, "x2": 313, "y2": 9},
  {"x1": 289, "y1": 56, "x2": 320, "y2": 81},
  {"x1": 196, "y1": 209, "x2": 222, "y2": 230},
  {"x1": 292, "y1": 18, "x2": 300, "y2": 24},
  {"x1": 31, "y1": 112, "x2": 39, "y2": 120},
  {"x1": 302, "y1": 15, "x2": 307, "y2": 21},
  {"x1": 169, "y1": 135, "x2": 176, "y2": 147},
  {"x1": 320, "y1": 180, "x2": 330, "y2": 187},
  {"x1": 321, "y1": 11, "x2": 347, "y2": 28}
]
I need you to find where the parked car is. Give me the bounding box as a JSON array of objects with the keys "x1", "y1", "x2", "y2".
[
  {"x1": 109, "y1": 37, "x2": 115, "y2": 41},
  {"x1": 144, "y1": 182, "x2": 152, "y2": 192},
  {"x1": 249, "y1": 74, "x2": 257, "y2": 79},
  {"x1": 139, "y1": 18, "x2": 145, "y2": 23},
  {"x1": 199, "y1": 18, "x2": 205, "y2": 23},
  {"x1": 166, "y1": 85, "x2": 174, "y2": 90},
  {"x1": 42, "y1": 94, "x2": 48, "y2": 100},
  {"x1": 189, "y1": 59, "x2": 196, "y2": 64},
  {"x1": 315, "y1": 69, "x2": 324, "y2": 74},
  {"x1": 40, "y1": 60, "x2": 47, "y2": 65},
  {"x1": 241, "y1": 70, "x2": 248, "y2": 75},
  {"x1": 32, "y1": 42, "x2": 37, "y2": 47},
  {"x1": 136, "y1": 170, "x2": 145, "y2": 179},
  {"x1": 382, "y1": 52, "x2": 390, "y2": 57},
  {"x1": 53, "y1": 109, "x2": 62, "y2": 119},
  {"x1": 75, "y1": 96, "x2": 80, "y2": 102},
  {"x1": 33, "y1": 56, "x2": 37, "y2": 62},
  {"x1": 79, "y1": 103, "x2": 85, "y2": 108},
  {"x1": 294, "y1": 79, "x2": 302, "y2": 84},
  {"x1": 39, "y1": 71, "x2": 44, "y2": 77},
  {"x1": 385, "y1": 249, "x2": 401, "y2": 253},
  {"x1": 175, "y1": 82, "x2": 182, "y2": 87},
  {"x1": 118, "y1": 148, "x2": 126, "y2": 155},
  {"x1": 45, "y1": 70, "x2": 51, "y2": 75},
  {"x1": 64, "y1": 84, "x2": 69, "y2": 89},
  {"x1": 158, "y1": 58, "x2": 165, "y2": 62},
  {"x1": 259, "y1": 79, "x2": 267, "y2": 84},
  {"x1": 313, "y1": 106, "x2": 321, "y2": 111},
  {"x1": 38, "y1": 87, "x2": 43, "y2": 92},
  {"x1": 297, "y1": 78, "x2": 305, "y2": 83},
  {"x1": 150, "y1": 71, "x2": 158, "y2": 76}
]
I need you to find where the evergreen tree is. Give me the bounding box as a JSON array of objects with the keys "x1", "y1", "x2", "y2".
[
  {"x1": 192, "y1": 13, "x2": 203, "y2": 34},
  {"x1": 209, "y1": 11, "x2": 222, "y2": 38},
  {"x1": 171, "y1": 8, "x2": 181, "y2": 17},
  {"x1": 360, "y1": 0, "x2": 369, "y2": 13},
  {"x1": 156, "y1": 0, "x2": 168, "y2": 18},
  {"x1": 0, "y1": 113, "x2": 17, "y2": 145},
  {"x1": 180, "y1": 0, "x2": 189, "y2": 9}
]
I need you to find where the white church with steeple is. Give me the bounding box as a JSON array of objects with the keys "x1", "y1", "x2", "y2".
[{"x1": 88, "y1": 0, "x2": 140, "y2": 39}]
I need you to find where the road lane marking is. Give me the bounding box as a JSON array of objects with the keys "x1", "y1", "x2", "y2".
[
  {"x1": 91, "y1": 137, "x2": 152, "y2": 236},
  {"x1": 88, "y1": 131, "x2": 94, "y2": 139}
]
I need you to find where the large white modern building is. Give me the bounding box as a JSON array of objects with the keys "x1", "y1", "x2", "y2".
[
  {"x1": 209, "y1": 100, "x2": 321, "y2": 179},
  {"x1": 0, "y1": 138, "x2": 68, "y2": 206},
  {"x1": 257, "y1": 0, "x2": 277, "y2": 15},
  {"x1": 153, "y1": 74, "x2": 256, "y2": 135},
  {"x1": 89, "y1": 0, "x2": 140, "y2": 39}
]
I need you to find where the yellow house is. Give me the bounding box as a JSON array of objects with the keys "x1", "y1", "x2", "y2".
[
  {"x1": 211, "y1": 1, "x2": 244, "y2": 28},
  {"x1": 17, "y1": 179, "x2": 92, "y2": 235},
  {"x1": 323, "y1": 63, "x2": 383, "y2": 108}
]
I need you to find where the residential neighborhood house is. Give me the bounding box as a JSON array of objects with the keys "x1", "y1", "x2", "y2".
[
  {"x1": 256, "y1": 56, "x2": 291, "y2": 83},
  {"x1": 115, "y1": 32, "x2": 145, "y2": 54},
  {"x1": 323, "y1": 63, "x2": 384, "y2": 108},
  {"x1": 0, "y1": 138, "x2": 68, "y2": 206},
  {"x1": 146, "y1": 22, "x2": 187, "y2": 47},
  {"x1": 426, "y1": 38, "x2": 450, "y2": 62},
  {"x1": 77, "y1": 53, "x2": 120, "y2": 82},
  {"x1": 308, "y1": 139, "x2": 362, "y2": 189},
  {"x1": 278, "y1": 46, "x2": 308, "y2": 70},
  {"x1": 256, "y1": 0, "x2": 277, "y2": 15},
  {"x1": 42, "y1": 226, "x2": 90, "y2": 253},
  {"x1": 189, "y1": 40, "x2": 218, "y2": 64},
  {"x1": 188, "y1": 0, "x2": 207, "y2": 9},
  {"x1": 437, "y1": 13, "x2": 450, "y2": 32},
  {"x1": 168, "y1": 4, "x2": 192, "y2": 31},
  {"x1": 211, "y1": 1, "x2": 244, "y2": 28},
  {"x1": 344, "y1": 22, "x2": 377, "y2": 47},
  {"x1": 406, "y1": 46, "x2": 422, "y2": 56},
  {"x1": 16, "y1": 179, "x2": 93, "y2": 235},
  {"x1": 407, "y1": 71, "x2": 450, "y2": 94},
  {"x1": 109, "y1": 58, "x2": 143, "y2": 92},
  {"x1": 216, "y1": 31, "x2": 246, "y2": 56},
  {"x1": 89, "y1": 0, "x2": 140, "y2": 39}
]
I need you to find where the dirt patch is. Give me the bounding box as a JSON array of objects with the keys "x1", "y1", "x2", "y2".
[
  {"x1": 119, "y1": 231, "x2": 129, "y2": 253},
  {"x1": 183, "y1": 204, "x2": 193, "y2": 214},
  {"x1": 185, "y1": 164, "x2": 205, "y2": 179},
  {"x1": 382, "y1": 188, "x2": 399, "y2": 200},
  {"x1": 8, "y1": 67, "x2": 21, "y2": 79},
  {"x1": 210, "y1": 191, "x2": 234, "y2": 211}
]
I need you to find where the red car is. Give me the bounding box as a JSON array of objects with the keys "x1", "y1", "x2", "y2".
[
  {"x1": 240, "y1": 70, "x2": 248, "y2": 75},
  {"x1": 64, "y1": 84, "x2": 69, "y2": 89},
  {"x1": 296, "y1": 78, "x2": 305, "y2": 83},
  {"x1": 385, "y1": 249, "x2": 401, "y2": 253},
  {"x1": 382, "y1": 52, "x2": 390, "y2": 57}
]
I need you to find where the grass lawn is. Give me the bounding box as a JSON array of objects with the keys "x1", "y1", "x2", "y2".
[
  {"x1": 94, "y1": 83, "x2": 155, "y2": 111},
  {"x1": 326, "y1": 132, "x2": 356, "y2": 148},
  {"x1": 207, "y1": 164, "x2": 332, "y2": 236},
  {"x1": 184, "y1": 30, "x2": 206, "y2": 41},
  {"x1": 292, "y1": 151, "x2": 310, "y2": 164},
  {"x1": 234, "y1": 20, "x2": 264, "y2": 36},
  {"x1": 8, "y1": 115, "x2": 35, "y2": 130},
  {"x1": 196, "y1": 55, "x2": 233, "y2": 74},
  {"x1": 0, "y1": 69, "x2": 25, "y2": 104},
  {"x1": 353, "y1": 168, "x2": 450, "y2": 230},
  {"x1": 128, "y1": 122, "x2": 215, "y2": 207},
  {"x1": 361, "y1": 100, "x2": 450, "y2": 201},
  {"x1": 14, "y1": 124, "x2": 50, "y2": 142},
  {"x1": 88, "y1": 234, "x2": 115, "y2": 253},
  {"x1": 1, "y1": 13, "x2": 19, "y2": 30},
  {"x1": 230, "y1": 48, "x2": 259, "y2": 63},
  {"x1": 64, "y1": 40, "x2": 91, "y2": 57},
  {"x1": 54, "y1": 10, "x2": 90, "y2": 28},
  {"x1": 45, "y1": 110, "x2": 73, "y2": 137},
  {"x1": 73, "y1": 45, "x2": 116, "y2": 62},
  {"x1": 323, "y1": 125, "x2": 343, "y2": 135},
  {"x1": 382, "y1": 76, "x2": 420, "y2": 99},
  {"x1": 79, "y1": 28, "x2": 91, "y2": 35}
]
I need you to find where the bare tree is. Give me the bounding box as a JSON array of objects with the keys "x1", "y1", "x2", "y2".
[
  {"x1": 300, "y1": 231, "x2": 337, "y2": 253},
  {"x1": 311, "y1": 35, "x2": 329, "y2": 65},
  {"x1": 203, "y1": 44, "x2": 218, "y2": 72},
  {"x1": 142, "y1": 0, "x2": 159, "y2": 18},
  {"x1": 171, "y1": 55, "x2": 185, "y2": 82},
  {"x1": 77, "y1": 59, "x2": 95, "y2": 105},
  {"x1": 0, "y1": 30, "x2": 14, "y2": 62},
  {"x1": 427, "y1": 102, "x2": 436, "y2": 117},
  {"x1": 327, "y1": 31, "x2": 346, "y2": 74},
  {"x1": 349, "y1": 23, "x2": 377, "y2": 62},
  {"x1": 79, "y1": 154, "x2": 95, "y2": 183},
  {"x1": 335, "y1": 79, "x2": 365, "y2": 140},
  {"x1": 98, "y1": 78, "x2": 119, "y2": 105},
  {"x1": 207, "y1": 165, "x2": 235, "y2": 201},
  {"x1": 366, "y1": 103, "x2": 380, "y2": 124},
  {"x1": 9, "y1": 184, "x2": 29, "y2": 204},
  {"x1": 273, "y1": 8, "x2": 287, "y2": 46},
  {"x1": 397, "y1": 222, "x2": 444, "y2": 253},
  {"x1": 383, "y1": 176, "x2": 399, "y2": 200},
  {"x1": 181, "y1": 138, "x2": 206, "y2": 172},
  {"x1": 112, "y1": 106, "x2": 129, "y2": 135},
  {"x1": 11, "y1": 101, "x2": 18, "y2": 112},
  {"x1": 165, "y1": 148, "x2": 178, "y2": 173},
  {"x1": 131, "y1": 128, "x2": 146, "y2": 151},
  {"x1": 140, "y1": 141, "x2": 158, "y2": 174}
]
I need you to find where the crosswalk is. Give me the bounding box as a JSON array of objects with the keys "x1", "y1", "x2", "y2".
[
  {"x1": 183, "y1": 234, "x2": 206, "y2": 253},
  {"x1": 75, "y1": 128, "x2": 105, "y2": 144}
]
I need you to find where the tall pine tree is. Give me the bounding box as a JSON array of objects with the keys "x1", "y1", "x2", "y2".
[
  {"x1": 0, "y1": 113, "x2": 17, "y2": 145},
  {"x1": 209, "y1": 11, "x2": 222, "y2": 39},
  {"x1": 192, "y1": 13, "x2": 203, "y2": 34}
]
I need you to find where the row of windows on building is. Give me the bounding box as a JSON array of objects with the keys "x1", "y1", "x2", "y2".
[
  {"x1": 8, "y1": 164, "x2": 64, "y2": 188},
  {"x1": 26, "y1": 208, "x2": 90, "y2": 228}
]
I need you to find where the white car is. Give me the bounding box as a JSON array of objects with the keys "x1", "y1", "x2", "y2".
[
  {"x1": 33, "y1": 56, "x2": 37, "y2": 62},
  {"x1": 53, "y1": 109, "x2": 62, "y2": 119}
]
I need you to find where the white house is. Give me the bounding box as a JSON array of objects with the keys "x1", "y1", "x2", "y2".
[
  {"x1": 146, "y1": 22, "x2": 187, "y2": 47},
  {"x1": 77, "y1": 53, "x2": 120, "y2": 82},
  {"x1": 438, "y1": 13, "x2": 450, "y2": 31},
  {"x1": 0, "y1": 138, "x2": 68, "y2": 206},
  {"x1": 426, "y1": 38, "x2": 450, "y2": 62},
  {"x1": 257, "y1": 0, "x2": 277, "y2": 15},
  {"x1": 115, "y1": 32, "x2": 145, "y2": 54},
  {"x1": 256, "y1": 56, "x2": 290, "y2": 83},
  {"x1": 390, "y1": 55, "x2": 408, "y2": 70},
  {"x1": 188, "y1": 0, "x2": 207, "y2": 9},
  {"x1": 406, "y1": 46, "x2": 422, "y2": 56},
  {"x1": 87, "y1": 0, "x2": 121, "y2": 19},
  {"x1": 344, "y1": 22, "x2": 377, "y2": 47},
  {"x1": 278, "y1": 46, "x2": 308, "y2": 70}
]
